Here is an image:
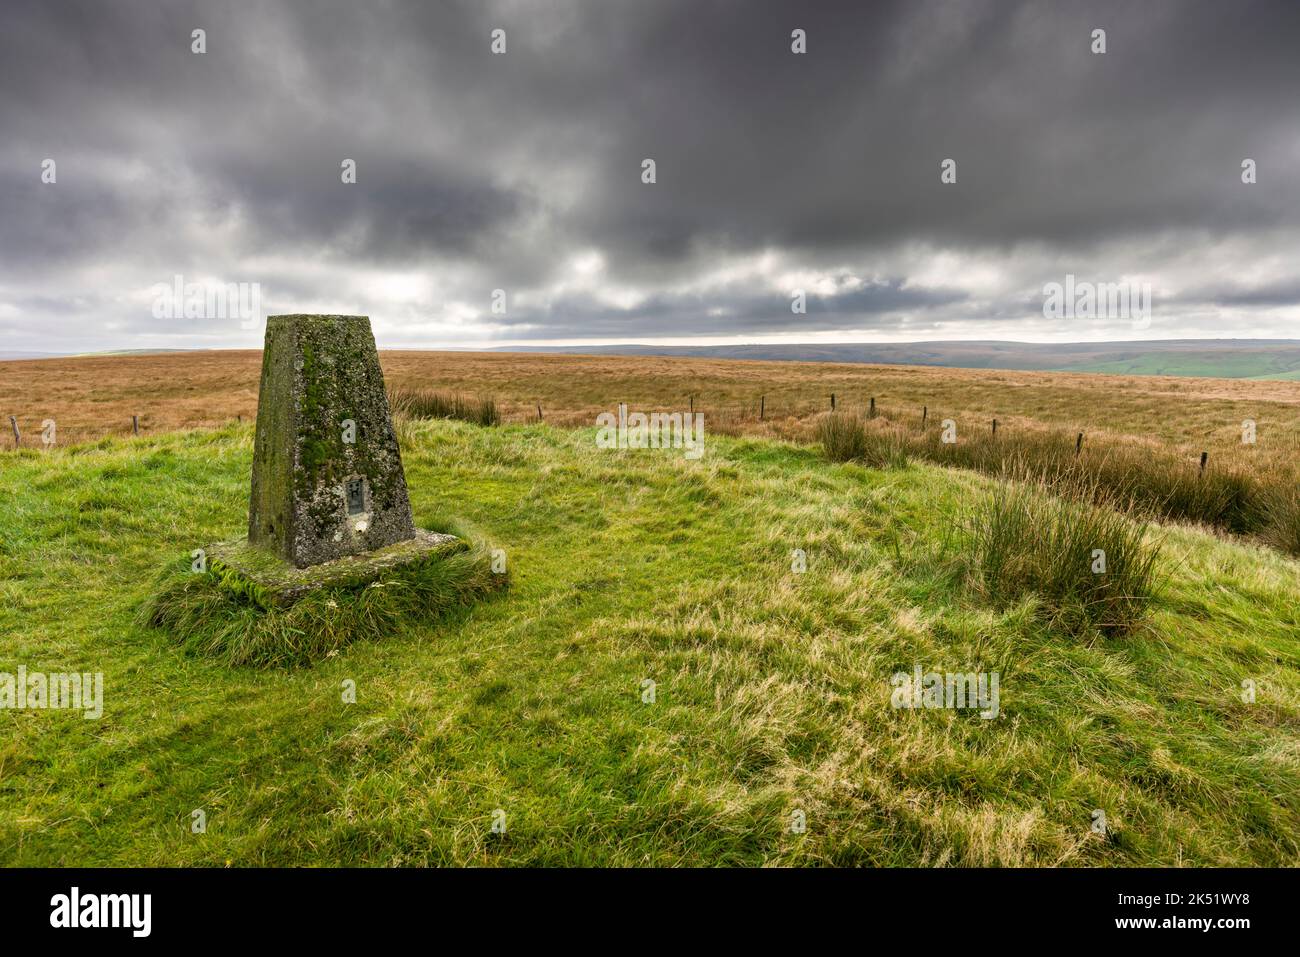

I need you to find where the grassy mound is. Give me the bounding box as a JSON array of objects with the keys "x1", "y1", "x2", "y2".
[
  {"x1": 2, "y1": 421, "x2": 1298, "y2": 866},
  {"x1": 139, "y1": 526, "x2": 507, "y2": 668}
]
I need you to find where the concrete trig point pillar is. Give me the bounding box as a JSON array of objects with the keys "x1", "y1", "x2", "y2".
[{"x1": 249, "y1": 314, "x2": 416, "y2": 567}]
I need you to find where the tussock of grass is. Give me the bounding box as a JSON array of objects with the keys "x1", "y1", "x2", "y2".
[
  {"x1": 139, "y1": 530, "x2": 508, "y2": 667},
  {"x1": 817, "y1": 411, "x2": 867, "y2": 462},
  {"x1": 964, "y1": 476, "x2": 1162, "y2": 637},
  {"x1": 817, "y1": 412, "x2": 909, "y2": 468},
  {"x1": 1261, "y1": 484, "x2": 1300, "y2": 555},
  {"x1": 388, "y1": 385, "x2": 499, "y2": 426}
]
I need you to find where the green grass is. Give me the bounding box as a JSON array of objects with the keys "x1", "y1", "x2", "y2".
[
  {"x1": 1059, "y1": 351, "x2": 1300, "y2": 379},
  {"x1": 1261, "y1": 484, "x2": 1300, "y2": 556},
  {"x1": 138, "y1": 527, "x2": 507, "y2": 668},
  {"x1": 963, "y1": 477, "x2": 1162, "y2": 638},
  {"x1": 859, "y1": 414, "x2": 1292, "y2": 551},
  {"x1": 816, "y1": 412, "x2": 909, "y2": 468},
  {"x1": 1, "y1": 422, "x2": 1298, "y2": 865}
]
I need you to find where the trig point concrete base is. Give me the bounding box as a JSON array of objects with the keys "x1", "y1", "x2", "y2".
[
  {"x1": 206, "y1": 530, "x2": 464, "y2": 607},
  {"x1": 248, "y1": 314, "x2": 417, "y2": 568}
]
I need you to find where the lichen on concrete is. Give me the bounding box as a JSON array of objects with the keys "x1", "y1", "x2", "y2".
[{"x1": 248, "y1": 314, "x2": 418, "y2": 567}]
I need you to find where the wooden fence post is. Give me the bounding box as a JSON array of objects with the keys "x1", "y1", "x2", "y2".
[
  {"x1": 1199, "y1": 451, "x2": 1208, "y2": 475},
  {"x1": 992, "y1": 418, "x2": 998, "y2": 436},
  {"x1": 830, "y1": 393, "x2": 836, "y2": 411},
  {"x1": 922, "y1": 405, "x2": 927, "y2": 428},
  {"x1": 759, "y1": 395, "x2": 765, "y2": 421},
  {"x1": 537, "y1": 403, "x2": 543, "y2": 422},
  {"x1": 132, "y1": 414, "x2": 139, "y2": 435},
  {"x1": 869, "y1": 396, "x2": 876, "y2": 418},
  {"x1": 8, "y1": 416, "x2": 18, "y2": 448},
  {"x1": 1075, "y1": 432, "x2": 1084, "y2": 456}
]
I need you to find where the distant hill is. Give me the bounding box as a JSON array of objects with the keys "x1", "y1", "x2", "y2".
[
  {"x1": 0, "y1": 349, "x2": 188, "y2": 361},
  {"x1": 0, "y1": 350, "x2": 62, "y2": 360},
  {"x1": 496, "y1": 339, "x2": 1300, "y2": 379},
  {"x1": 11, "y1": 340, "x2": 1300, "y2": 379}
]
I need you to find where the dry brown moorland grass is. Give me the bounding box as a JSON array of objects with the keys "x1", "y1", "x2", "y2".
[{"x1": 4, "y1": 349, "x2": 1300, "y2": 468}]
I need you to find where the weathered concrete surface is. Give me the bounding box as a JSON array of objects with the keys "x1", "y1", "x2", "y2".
[
  {"x1": 248, "y1": 314, "x2": 416, "y2": 567},
  {"x1": 208, "y1": 530, "x2": 463, "y2": 606}
]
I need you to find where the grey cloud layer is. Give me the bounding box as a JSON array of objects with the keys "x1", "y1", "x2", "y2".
[{"x1": 1, "y1": 0, "x2": 1298, "y2": 349}]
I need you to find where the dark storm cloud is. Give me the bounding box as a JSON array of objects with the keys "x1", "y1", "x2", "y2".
[
  {"x1": 492, "y1": 278, "x2": 970, "y2": 339},
  {"x1": 0, "y1": 0, "x2": 1297, "y2": 349},
  {"x1": 533, "y1": 0, "x2": 1300, "y2": 264},
  {"x1": 1175, "y1": 277, "x2": 1300, "y2": 308}
]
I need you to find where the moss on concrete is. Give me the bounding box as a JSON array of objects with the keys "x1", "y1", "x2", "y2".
[
  {"x1": 248, "y1": 315, "x2": 418, "y2": 567},
  {"x1": 140, "y1": 528, "x2": 507, "y2": 667},
  {"x1": 208, "y1": 530, "x2": 465, "y2": 608}
]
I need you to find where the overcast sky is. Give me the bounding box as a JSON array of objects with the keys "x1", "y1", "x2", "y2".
[{"x1": 2, "y1": 0, "x2": 1299, "y2": 352}]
